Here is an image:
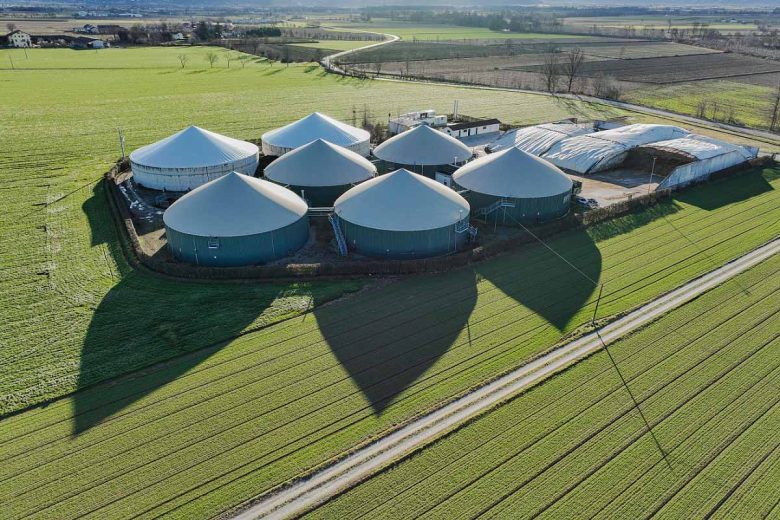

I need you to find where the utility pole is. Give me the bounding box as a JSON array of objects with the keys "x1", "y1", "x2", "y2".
[
  {"x1": 647, "y1": 156, "x2": 657, "y2": 194},
  {"x1": 117, "y1": 128, "x2": 126, "y2": 159}
]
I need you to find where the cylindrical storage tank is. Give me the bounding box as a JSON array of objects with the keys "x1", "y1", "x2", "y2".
[
  {"x1": 452, "y1": 147, "x2": 573, "y2": 225},
  {"x1": 334, "y1": 168, "x2": 471, "y2": 259},
  {"x1": 372, "y1": 125, "x2": 472, "y2": 178},
  {"x1": 264, "y1": 139, "x2": 376, "y2": 207},
  {"x1": 130, "y1": 126, "x2": 259, "y2": 191},
  {"x1": 163, "y1": 172, "x2": 309, "y2": 267},
  {"x1": 261, "y1": 112, "x2": 371, "y2": 157}
]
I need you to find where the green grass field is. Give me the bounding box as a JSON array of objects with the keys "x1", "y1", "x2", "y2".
[
  {"x1": 0, "y1": 46, "x2": 629, "y2": 416},
  {"x1": 627, "y1": 80, "x2": 776, "y2": 131},
  {"x1": 1, "y1": 167, "x2": 778, "y2": 519},
  {"x1": 306, "y1": 255, "x2": 780, "y2": 519},
  {"x1": 1, "y1": 46, "x2": 778, "y2": 519},
  {"x1": 329, "y1": 20, "x2": 588, "y2": 41}
]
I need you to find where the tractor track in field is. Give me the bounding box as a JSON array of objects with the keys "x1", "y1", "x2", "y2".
[{"x1": 229, "y1": 237, "x2": 780, "y2": 519}]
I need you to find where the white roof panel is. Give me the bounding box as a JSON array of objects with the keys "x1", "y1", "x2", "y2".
[
  {"x1": 163, "y1": 172, "x2": 307, "y2": 237},
  {"x1": 488, "y1": 122, "x2": 594, "y2": 155},
  {"x1": 264, "y1": 139, "x2": 376, "y2": 187},
  {"x1": 130, "y1": 126, "x2": 258, "y2": 169},
  {"x1": 453, "y1": 147, "x2": 572, "y2": 198},
  {"x1": 261, "y1": 112, "x2": 370, "y2": 150},
  {"x1": 335, "y1": 168, "x2": 469, "y2": 232},
  {"x1": 643, "y1": 134, "x2": 755, "y2": 161},
  {"x1": 373, "y1": 125, "x2": 472, "y2": 166}
]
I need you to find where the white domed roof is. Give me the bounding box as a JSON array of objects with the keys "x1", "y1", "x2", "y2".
[
  {"x1": 335, "y1": 169, "x2": 469, "y2": 232},
  {"x1": 163, "y1": 172, "x2": 307, "y2": 237},
  {"x1": 264, "y1": 139, "x2": 376, "y2": 187},
  {"x1": 261, "y1": 112, "x2": 370, "y2": 150},
  {"x1": 373, "y1": 125, "x2": 472, "y2": 166},
  {"x1": 130, "y1": 126, "x2": 258, "y2": 169},
  {"x1": 453, "y1": 147, "x2": 573, "y2": 198}
]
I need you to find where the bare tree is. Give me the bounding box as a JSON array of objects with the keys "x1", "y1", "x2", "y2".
[
  {"x1": 373, "y1": 60, "x2": 383, "y2": 74},
  {"x1": 541, "y1": 51, "x2": 561, "y2": 94},
  {"x1": 224, "y1": 52, "x2": 234, "y2": 68},
  {"x1": 769, "y1": 83, "x2": 780, "y2": 132},
  {"x1": 282, "y1": 45, "x2": 291, "y2": 67},
  {"x1": 205, "y1": 51, "x2": 219, "y2": 68},
  {"x1": 592, "y1": 73, "x2": 623, "y2": 100},
  {"x1": 562, "y1": 47, "x2": 585, "y2": 93},
  {"x1": 177, "y1": 54, "x2": 189, "y2": 69},
  {"x1": 6, "y1": 22, "x2": 16, "y2": 32},
  {"x1": 238, "y1": 55, "x2": 249, "y2": 68},
  {"x1": 695, "y1": 99, "x2": 708, "y2": 118}
]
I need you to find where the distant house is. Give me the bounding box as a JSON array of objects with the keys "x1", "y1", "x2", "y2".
[
  {"x1": 172, "y1": 32, "x2": 187, "y2": 41},
  {"x1": 80, "y1": 24, "x2": 99, "y2": 34},
  {"x1": 6, "y1": 30, "x2": 32, "y2": 48},
  {"x1": 88, "y1": 39, "x2": 105, "y2": 49}
]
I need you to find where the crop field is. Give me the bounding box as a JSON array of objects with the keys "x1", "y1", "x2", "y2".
[
  {"x1": 0, "y1": 165, "x2": 778, "y2": 519},
  {"x1": 291, "y1": 40, "x2": 372, "y2": 51},
  {"x1": 329, "y1": 20, "x2": 589, "y2": 41},
  {"x1": 563, "y1": 15, "x2": 763, "y2": 34},
  {"x1": 0, "y1": 46, "x2": 634, "y2": 415},
  {"x1": 306, "y1": 253, "x2": 780, "y2": 519},
  {"x1": 514, "y1": 53, "x2": 780, "y2": 85}
]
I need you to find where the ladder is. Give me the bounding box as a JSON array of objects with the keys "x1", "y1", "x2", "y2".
[
  {"x1": 476, "y1": 198, "x2": 516, "y2": 217},
  {"x1": 328, "y1": 214, "x2": 348, "y2": 256}
]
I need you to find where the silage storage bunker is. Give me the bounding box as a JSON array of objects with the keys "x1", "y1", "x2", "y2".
[
  {"x1": 334, "y1": 168, "x2": 471, "y2": 259},
  {"x1": 163, "y1": 172, "x2": 309, "y2": 267},
  {"x1": 372, "y1": 124, "x2": 472, "y2": 178},
  {"x1": 263, "y1": 139, "x2": 377, "y2": 207},
  {"x1": 129, "y1": 126, "x2": 260, "y2": 191},
  {"x1": 261, "y1": 112, "x2": 371, "y2": 157},
  {"x1": 453, "y1": 147, "x2": 573, "y2": 225}
]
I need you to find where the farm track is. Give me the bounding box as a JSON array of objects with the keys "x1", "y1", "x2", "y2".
[
  {"x1": 1, "y1": 188, "x2": 780, "y2": 520},
  {"x1": 301, "y1": 257, "x2": 780, "y2": 520}
]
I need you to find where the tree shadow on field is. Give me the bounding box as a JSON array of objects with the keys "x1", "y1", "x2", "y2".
[
  {"x1": 475, "y1": 228, "x2": 602, "y2": 332},
  {"x1": 314, "y1": 268, "x2": 478, "y2": 415},
  {"x1": 674, "y1": 169, "x2": 775, "y2": 211},
  {"x1": 72, "y1": 185, "x2": 292, "y2": 434}
]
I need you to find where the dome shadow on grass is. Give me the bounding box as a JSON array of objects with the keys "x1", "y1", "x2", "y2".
[
  {"x1": 674, "y1": 168, "x2": 774, "y2": 211},
  {"x1": 314, "y1": 268, "x2": 478, "y2": 415}
]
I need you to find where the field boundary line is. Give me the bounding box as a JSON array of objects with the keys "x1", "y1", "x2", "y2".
[{"x1": 229, "y1": 236, "x2": 780, "y2": 520}]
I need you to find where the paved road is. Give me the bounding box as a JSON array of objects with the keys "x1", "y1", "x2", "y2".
[{"x1": 231, "y1": 237, "x2": 780, "y2": 520}]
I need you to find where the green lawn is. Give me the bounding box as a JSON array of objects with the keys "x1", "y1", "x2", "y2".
[
  {"x1": 306, "y1": 254, "x2": 780, "y2": 519},
  {"x1": 329, "y1": 20, "x2": 589, "y2": 41},
  {"x1": 626, "y1": 80, "x2": 776, "y2": 131},
  {"x1": 0, "y1": 46, "x2": 627, "y2": 416},
  {"x1": 1, "y1": 167, "x2": 778, "y2": 519},
  {"x1": 0, "y1": 46, "x2": 778, "y2": 520}
]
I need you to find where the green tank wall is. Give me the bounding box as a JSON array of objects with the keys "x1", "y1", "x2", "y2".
[
  {"x1": 377, "y1": 161, "x2": 443, "y2": 179},
  {"x1": 337, "y1": 215, "x2": 469, "y2": 259},
  {"x1": 272, "y1": 183, "x2": 352, "y2": 207},
  {"x1": 462, "y1": 188, "x2": 571, "y2": 226},
  {"x1": 165, "y1": 216, "x2": 309, "y2": 267}
]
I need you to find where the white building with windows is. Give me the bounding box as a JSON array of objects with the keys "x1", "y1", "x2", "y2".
[{"x1": 6, "y1": 30, "x2": 32, "y2": 48}]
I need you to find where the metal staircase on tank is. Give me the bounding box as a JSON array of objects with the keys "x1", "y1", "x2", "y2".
[
  {"x1": 475, "y1": 198, "x2": 516, "y2": 218},
  {"x1": 454, "y1": 220, "x2": 479, "y2": 240},
  {"x1": 328, "y1": 214, "x2": 348, "y2": 256}
]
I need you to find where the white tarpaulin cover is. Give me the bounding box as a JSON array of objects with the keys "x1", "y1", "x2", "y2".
[
  {"x1": 644, "y1": 134, "x2": 755, "y2": 161},
  {"x1": 163, "y1": 172, "x2": 307, "y2": 237},
  {"x1": 261, "y1": 112, "x2": 371, "y2": 157},
  {"x1": 543, "y1": 124, "x2": 690, "y2": 174},
  {"x1": 130, "y1": 126, "x2": 259, "y2": 191},
  {"x1": 264, "y1": 139, "x2": 376, "y2": 187},
  {"x1": 453, "y1": 147, "x2": 573, "y2": 198},
  {"x1": 335, "y1": 168, "x2": 470, "y2": 231},
  {"x1": 373, "y1": 125, "x2": 472, "y2": 166},
  {"x1": 488, "y1": 122, "x2": 595, "y2": 155}
]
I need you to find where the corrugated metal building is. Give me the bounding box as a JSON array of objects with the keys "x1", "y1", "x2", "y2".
[
  {"x1": 372, "y1": 125, "x2": 472, "y2": 178},
  {"x1": 263, "y1": 139, "x2": 376, "y2": 206},
  {"x1": 453, "y1": 147, "x2": 573, "y2": 225},
  {"x1": 164, "y1": 172, "x2": 308, "y2": 266},
  {"x1": 334, "y1": 168, "x2": 471, "y2": 259},
  {"x1": 130, "y1": 126, "x2": 259, "y2": 192},
  {"x1": 261, "y1": 112, "x2": 371, "y2": 157}
]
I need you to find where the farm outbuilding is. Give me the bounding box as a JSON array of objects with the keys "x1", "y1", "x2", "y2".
[
  {"x1": 334, "y1": 168, "x2": 471, "y2": 259},
  {"x1": 453, "y1": 147, "x2": 573, "y2": 225},
  {"x1": 129, "y1": 126, "x2": 259, "y2": 192},
  {"x1": 263, "y1": 139, "x2": 376, "y2": 207},
  {"x1": 163, "y1": 172, "x2": 309, "y2": 267},
  {"x1": 487, "y1": 122, "x2": 595, "y2": 155},
  {"x1": 542, "y1": 124, "x2": 690, "y2": 174},
  {"x1": 372, "y1": 124, "x2": 472, "y2": 178},
  {"x1": 641, "y1": 134, "x2": 758, "y2": 190},
  {"x1": 261, "y1": 112, "x2": 371, "y2": 157}
]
